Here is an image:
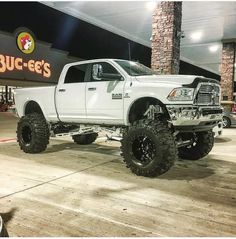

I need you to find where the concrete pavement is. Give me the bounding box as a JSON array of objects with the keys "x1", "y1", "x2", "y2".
[{"x1": 0, "y1": 112, "x2": 235, "y2": 236}]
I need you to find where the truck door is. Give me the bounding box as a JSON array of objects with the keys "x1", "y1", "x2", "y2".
[
  {"x1": 86, "y1": 62, "x2": 125, "y2": 125},
  {"x1": 55, "y1": 63, "x2": 88, "y2": 122}
]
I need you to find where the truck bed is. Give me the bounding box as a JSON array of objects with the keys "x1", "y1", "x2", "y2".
[{"x1": 14, "y1": 86, "x2": 58, "y2": 121}]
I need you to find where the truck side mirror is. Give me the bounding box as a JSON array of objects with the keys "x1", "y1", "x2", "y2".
[
  {"x1": 92, "y1": 64, "x2": 103, "y2": 80},
  {"x1": 92, "y1": 64, "x2": 123, "y2": 81}
]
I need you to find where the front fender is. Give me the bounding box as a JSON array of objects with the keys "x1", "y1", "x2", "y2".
[{"x1": 124, "y1": 94, "x2": 168, "y2": 125}]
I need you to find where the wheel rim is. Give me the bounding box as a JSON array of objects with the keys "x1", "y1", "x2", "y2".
[
  {"x1": 222, "y1": 117, "x2": 228, "y2": 127},
  {"x1": 22, "y1": 125, "x2": 32, "y2": 145},
  {"x1": 131, "y1": 135, "x2": 156, "y2": 166}
]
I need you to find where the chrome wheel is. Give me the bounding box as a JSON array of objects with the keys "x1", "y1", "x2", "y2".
[{"x1": 222, "y1": 116, "x2": 230, "y2": 128}]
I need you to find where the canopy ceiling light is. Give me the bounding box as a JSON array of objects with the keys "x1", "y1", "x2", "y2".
[
  {"x1": 190, "y1": 31, "x2": 203, "y2": 42},
  {"x1": 146, "y1": 1, "x2": 157, "y2": 11},
  {"x1": 209, "y1": 45, "x2": 219, "y2": 53}
]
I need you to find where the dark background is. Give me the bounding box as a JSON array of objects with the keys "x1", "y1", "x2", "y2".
[{"x1": 0, "y1": 1, "x2": 222, "y2": 82}]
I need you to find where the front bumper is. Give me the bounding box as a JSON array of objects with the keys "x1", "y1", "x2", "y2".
[{"x1": 167, "y1": 105, "x2": 223, "y2": 132}]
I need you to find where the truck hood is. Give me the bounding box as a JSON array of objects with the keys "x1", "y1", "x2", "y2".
[{"x1": 135, "y1": 75, "x2": 207, "y2": 86}]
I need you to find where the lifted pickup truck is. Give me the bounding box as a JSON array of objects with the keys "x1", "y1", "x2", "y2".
[{"x1": 14, "y1": 59, "x2": 223, "y2": 177}]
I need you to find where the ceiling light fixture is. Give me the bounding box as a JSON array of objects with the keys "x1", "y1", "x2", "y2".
[
  {"x1": 190, "y1": 31, "x2": 203, "y2": 41},
  {"x1": 209, "y1": 45, "x2": 219, "y2": 53},
  {"x1": 146, "y1": 1, "x2": 157, "y2": 11}
]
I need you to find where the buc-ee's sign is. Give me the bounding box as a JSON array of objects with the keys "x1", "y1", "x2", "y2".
[
  {"x1": 0, "y1": 55, "x2": 51, "y2": 78},
  {"x1": 0, "y1": 31, "x2": 51, "y2": 78},
  {"x1": 0, "y1": 28, "x2": 76, "y2": 83}
]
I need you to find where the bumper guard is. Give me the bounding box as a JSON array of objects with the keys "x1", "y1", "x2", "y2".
[{"x1": 167, "y1": 105, "x2": 223, "y2": 132}]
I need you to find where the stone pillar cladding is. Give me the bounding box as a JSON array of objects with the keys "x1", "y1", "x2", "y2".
[
  {"x1": 220, "y1": 42, "x2": 236, "y2": 102},
  {"x1": 151, "y1": 2, "x2": 182, "y2": 74}
]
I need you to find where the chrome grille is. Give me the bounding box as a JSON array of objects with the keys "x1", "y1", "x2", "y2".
[
  {"x1": 199, "y1": 84, "x2": 220, "y2": 94},
  {"x1": 195, "y1": 83, "x2": 220, "y2": 105}
]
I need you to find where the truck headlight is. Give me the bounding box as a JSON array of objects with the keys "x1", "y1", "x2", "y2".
[{"x1": 167, "y1": 88, "x2": 194, "y2": 101}]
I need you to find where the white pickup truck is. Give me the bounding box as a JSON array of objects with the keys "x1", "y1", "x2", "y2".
[{"x1": 14, "y1": 59, "x2": 223, "y2": 177}]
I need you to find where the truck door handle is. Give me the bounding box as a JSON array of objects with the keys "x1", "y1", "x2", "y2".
[
  {"x1": 59, "y1": 89, "x2": 66, "y2": 92},
  {"x1": 88, "y1": 87, "x2": 96, "y2": 91}
]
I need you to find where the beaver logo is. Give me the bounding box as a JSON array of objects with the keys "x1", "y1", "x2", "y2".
[
  {"x1": 20, "y1": 35, "x2": 32, "y2": 50},
  {"x1": 17, "y1": 32, "x2": 35, "y2": 54}
]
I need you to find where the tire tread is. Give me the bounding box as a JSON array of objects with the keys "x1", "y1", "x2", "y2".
[
  {"x1": 178, "y1": 130, "x2": 214, "y2": 160},
  {"x1": 120, "y1": 119, "x2": 177, "y2": 177},
  {"x1": 17, "y1": 113, "x2": 49, "y2": 153}
]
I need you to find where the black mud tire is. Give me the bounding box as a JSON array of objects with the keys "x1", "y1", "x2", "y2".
[
  {"x1": 120, "y1": 119, "x2": 177, "y2": 177},
  {"x1": 72, "y1": 133, "x2": 98, "y2": 145},
  {"x1": 17, "y1": 113, "x2": 50, "y2": 153},
  {"x1": 178, "y1": 130, "x2": 214, "y2": 160},
  {"x1": 222, "y1": 116, "x2": 231, "y2": 128}
]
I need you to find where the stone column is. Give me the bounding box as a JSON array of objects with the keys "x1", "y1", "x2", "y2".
[
  {"x1": 220, "y1": 42, "x2": 235, "y2": 102},
  {"x1": 151, "y1": 1, "x2": 182, "y2": 74}
]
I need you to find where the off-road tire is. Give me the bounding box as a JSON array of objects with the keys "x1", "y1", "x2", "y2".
[
  {"x1": 222, "y1": 116, "x2": 231, "y2": 128},
  {"x1": 178, "y1": 130, "x2": 214, "y2": 160},
  {"x1": 17, "y1": 113, "x2": 50, "y2": 153},
  {"x1": 120, "y1": 119, "x2": 177, "y2": 177},
  {"x1": 72, "y1": 133, "x2": 98, "y2": 145}
]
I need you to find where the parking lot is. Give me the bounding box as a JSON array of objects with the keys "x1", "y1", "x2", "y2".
[{"x1": 0, "y1": 112, "x2": 235, "y2": 236}]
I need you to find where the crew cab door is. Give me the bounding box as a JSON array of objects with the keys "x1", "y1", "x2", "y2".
[
  {"x1": 55, "y1": 63, "x2": 88, "y2": 122},
  {"x1": 86, "y1": 62, "x2": 125, "y2": 125}
]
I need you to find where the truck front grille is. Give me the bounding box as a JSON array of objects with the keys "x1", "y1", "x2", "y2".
[{"x1": 195, "y1": 83, "x2": 220, "y2": 106}]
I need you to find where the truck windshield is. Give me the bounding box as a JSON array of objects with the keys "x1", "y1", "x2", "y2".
[{"x1": 115, "y1": 60, "x2": 157, "y2": 76}]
